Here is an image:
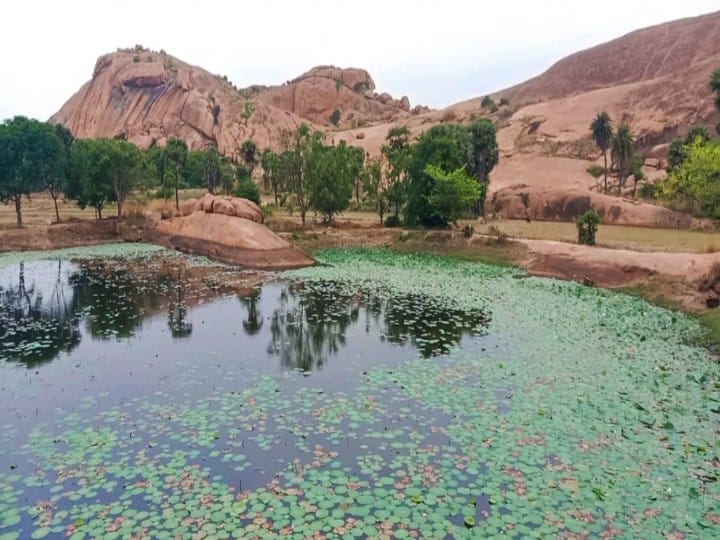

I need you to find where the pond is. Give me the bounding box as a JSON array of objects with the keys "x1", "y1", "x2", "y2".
[{"x1": 0, "y1": 245, "x2": 718, "y2": 539}]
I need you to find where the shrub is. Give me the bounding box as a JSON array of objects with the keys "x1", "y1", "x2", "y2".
[
  {"x1": 462, "y1": 224, "x2": 474, "y2": 238},
  {"x1": 384, "y1": 214, "x2": 402, "y2": 228},
  {"x1": 499, "y1": 97, "x2": 510, "y2": 107},
  {"x1": 330, "y1": 108, "x2": 341, "y2": 126},
  {"x1": 234, "y1": 178, "x2": 261, "y2": 205},
  {"x1": 133, "y1": 55, "x2": 141, "y2": 63},
  {"x1": 577, "y1": 209, "x2": 600, "y2": 245},
  {"x1": 637, "y1": 182, "x2": 657, "y2": 200},
  {"x1": 481, "y1": 95, "x2": 496, "y2": 109},
  {"x1": 586, "y1": 165, "x2": 605, "y2": 178}
]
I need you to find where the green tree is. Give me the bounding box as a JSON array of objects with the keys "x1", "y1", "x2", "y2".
[
  {"x1": 349, "y1": 146, "x2": 365, "y2": 206},
  {"x1": 668, "y1": 126, "x2": 712, "y2": 172},
  {"x1": 203, "y1": 147, "x2": 222, "y2": 194},
  {"x1": 67, "y1": 139, "x2": 116, "y2": 219},
  {"x1": 165, "y1": 137, "x2": 187, "y2": 210},
  {"x1": 590, "y1": 112, "x2": 614, "y2": 194},
  {"x1": 0, "y1": 117, "x2": 66, "y2": 227},
  {"x1": 405, "y1": 123, "x2": 473, "y2": 226},
  {"x1": 362, "y1": 156, "x2": 387, "y2": 224},
  {"x1": 106, "y1": 139, "x2": 142, "y2": 217},
  {"x1": 305, "y1": 140, "x2": 356, "y2": 223},
  {"x1": 47, "y1": 124, "x2": 74, "y2": 223},
  {"x1": 282, "y1": 124, "x2": 317, "y2": 227},
  {"x1": 381, "y1": 126, "x2": 412, "y2": 219},
  {"x1": 183, "y1": 150, "x2": 206, "y2": 188},
  {"x1": 240, "y1": 140, "x2": 258, "y2": 175},
  {"x1": 611, "y1": 123, "x2": 635, "y2": 195},
  {"x1": 657, "y1": 139, "x2": 720, "y2": 217},
  {"x1": 234, "y1": 165, "x2": 261, "y2": 204},
  {"x1": 577, "y1": 209, "x2": 600, "y2": 245},
  {"x1": 425, "y1": 165, "x2": 481, "y2": 225},
  {"x1": 469, "y1": 118, "x2": 498, "y2": 213},
  {"x1": 711, "y1": 67, "x2": 720, "y2": 114},
  {"x1": 220, "y1": 158, "x2": 235, "y2": 195},
  {"x1": 261, "y1": 148, "x2": 282, "y2": 205}
]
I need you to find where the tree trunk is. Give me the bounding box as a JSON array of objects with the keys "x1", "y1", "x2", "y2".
[
  {"x1": 117, "y1": 199, "x2": 123, "y2": 219},
  {"x1": 273, "y1": 185, "x2": 278, "y2": 206},
  {"x1": 300, "y1": 208, "x2": 306, "y2": 229},
  {"x1": 51, "y1": 189, "x2": 60, "y2": 224},
  {"x1": 97, "y1": 206, "x2": 103, "y2": 220},
  {"x1": 14, "y1": 195, "x2": 22, "y2": 228},
  {"x1": 603, "y1": 151, "x2": 608, "y2": 194}
]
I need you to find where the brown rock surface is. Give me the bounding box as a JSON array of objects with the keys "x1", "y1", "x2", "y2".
[
  {"x1": 51, "y1": 49, "x2": 312, "y2": 158},
  {"x1": 255, "y1": 65, "x2": 416, "y2": 127},
  {"x1": 147, "y1": 195, "x2": 312, "y2": 270}
]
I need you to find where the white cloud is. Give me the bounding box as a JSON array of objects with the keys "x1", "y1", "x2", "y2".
[{"x1": 0, "y1": 0, "x2": 717, "y2": 120}]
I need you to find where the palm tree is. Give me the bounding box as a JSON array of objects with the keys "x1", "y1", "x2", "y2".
[
  {"x1": 590, "y1": 112, "x2": 614, "y2": 194},
  {"x1": 611, "y1": 123, "x2": 635, "y2": 195}
]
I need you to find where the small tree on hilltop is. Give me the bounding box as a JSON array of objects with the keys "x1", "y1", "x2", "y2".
[{"x1": 590, "y1": 112, "x2": 614, "y2": 194}]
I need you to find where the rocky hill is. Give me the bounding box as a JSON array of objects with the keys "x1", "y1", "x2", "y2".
[
  {"x1": 252, "y1": 65, "x2": 428, "y2": 128},
  {"x1": 51, "y1": 47, "x2": 311, "y2": 159}
]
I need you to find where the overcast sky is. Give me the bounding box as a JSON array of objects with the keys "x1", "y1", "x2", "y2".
[{"x1": 1, "y1": 0, "x2": 718, "y2": 121}]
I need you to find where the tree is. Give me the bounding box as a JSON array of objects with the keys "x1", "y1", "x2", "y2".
[
  {"x1": 425, "y1": 165, "x2": 481, "y2": 225},
  {"x1": 305, "y1": 140, "x2": 356, "y2": 223},
  {"x1": 577, "y1": 209, "x2": 600, "y2": 245},
  {"x1": 234, "y1": 166, "x2": 261, "y2": 204},
  {"x1": 165, "y1": 138, "x2": 187, "y2": 210},
  {"x1": 657, "y1": 139, "x2": 720, "y2": 218},
  {"x1": 67, "y1": 139, "x2": 116, "y2": 219},
  {"x1": 183, "y1": 150, "x2": 206, "y2": 188},
  {"x1": 668, "y1": 126, "x2": 712, "y2": 172},
  {"x1": 240, "y1": 140, "x2": 258, "y2": 175},
  {"x1": 203, "y1": 147, "x2": 222, "y2": 194},
  {"x1": 261, "y1": 148, "x2": 282, "y2": 205},
  {"x1": 281, "y1": 123, "x2": 316, "y2": 227},
  {"x1": 382, "y1": 126, "x2": 412, "y2": 219},
  {"x1": 220, "y1": 158, "x2": 235, "y2": 195},
  {"x1": 106, "y1": 140, "x2": 142, "y2": 217},
  {"x1": 0, "y1": 117, "x2": 66, "y2": 227},
  {"x1": 405, "y1": 123, "x2": 473, "y2": 226},
  {"x1": 349, "y1": 146, "x2": 365, "y2": 205},
  {"x1": 611, "y1": 123, "x2": 635, "y2": 195},
  {"x1": 47, "y1": 124, "x2": 74, "y2": 223},
  {"x1": 590, "y1": 112, "x2": 614, "y2": 194},
  {"x1": 362, "y1": 156, "x2": 387, "y2": 224},
  {"x1": 469, "y1": 118, "x2": 498, "y2": 213}
]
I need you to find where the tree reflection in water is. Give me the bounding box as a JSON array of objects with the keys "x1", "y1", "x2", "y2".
[
  {"x1": 267, "y1": 282, "x2": 488, "y2": 372},
  {"x1": 0, "y1": 261, "x2": 81, "y2": 367},
  {"x1": 240, "y1": 289, "x2": 263, "y2": 336}
]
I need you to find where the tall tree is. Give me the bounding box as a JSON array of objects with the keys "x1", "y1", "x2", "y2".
[
  {"x1": 47, "y1": 123, "x2": 74, "y2": 223},
  {"x1": 261, "y1": 148, "x2": 280, "y2": 203},
  {"x1": 165, "y1": 137, "x2": 187, "y2": 210},
  {"x1": 0, "y1": 117, "x2": 63, "y2": 228},
  {"x1": 611, "y1": 123, "x2": 635, "y2": 195},
  {"x1": 106, "y1": 140, "x2": 142, "y2": 217},
  {"x1": 469, "y1": 118, "x2": 499, "y2": 214},
  {"x1": 362, "y1": 156, "x2": 387, "y2": 224},
  {"x1": 405, "y1": 123, "x2": 473, "y2": 227},
  {"x1": 305, "y1": 140, "x2": 358, "y2": 223},
  {"x1": 381, "y1": 126, "x2": 412, "y2": 219},
  {"x1": 281, "y1": 124, "x2": 316, "y2": 227},
  {"x1": 240, "y1": 140, "x2": 258, "y2": 175},
  {"x1": 425, "y1": 165, "x2": 481, "y2": 225},
  {"x1": 590, "y1": 112, "x2": 614, "y2": 194},
  {"x1": 66, "y1": 139, "x2": 115, "y2": 219},
  {"x1": 203, "y1": 147, "x2": 222, "y2": 195}
]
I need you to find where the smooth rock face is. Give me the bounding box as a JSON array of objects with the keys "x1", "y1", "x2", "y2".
[
  {"x1": 148, "y1": 195, "x2": 313, "y2": 270},
  {"x1": 51, "y1": 49, "x2": 309, "y2": 159}
]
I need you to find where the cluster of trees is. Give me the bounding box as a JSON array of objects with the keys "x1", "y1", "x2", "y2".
[
  {"x1": 589, "y1": 112, "x2": 642, "y2": 196},
  {"x1": 259, "y1": 119, "x2": 498, "y2": 227},
  {"x1": 650, "y1": 68, "x2": 720, "y2": 218},
  {"x1": 0, "y1": 116, "x2": 260, "y2": 227}
]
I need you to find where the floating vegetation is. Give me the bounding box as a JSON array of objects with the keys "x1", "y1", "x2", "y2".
[{"x1": 0, "y1": 246, "x2": 717, "y2": 538}]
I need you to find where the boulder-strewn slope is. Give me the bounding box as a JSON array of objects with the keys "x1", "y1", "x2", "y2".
[
  {"x1": 51, "y1": 48, "x2": 311, "y2": 159},
  {"x1": 253, "y1": 66, "x2": 427, "y2": 128}
]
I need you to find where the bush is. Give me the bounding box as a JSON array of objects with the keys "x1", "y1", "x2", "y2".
[
  {"x1": 586, "y1": 165, "x2": 605, "y2": 178},
  {"x1": 384, "y1": 214, "x2": 402, "y2": 228},
  {"x1": 133, "y1": 55, "x2": 141, "y2": 63},
  {"x1": 234, "y1": 178, "x2": 261, "y2": 205},
  {"x1": 499, "y1": 97, "x2": 510, "y2": 107},
  {"x1": 637, "y1": 182, "x2": 657, "y2": 200},
  {"x1": 462, "y1": 224, "x2": 474, "y2": 238},
  {"x1": 481, "y1": 95, "x2": 496, "y2": 109},
  {"x1": 330, "y1": 108, "x2": 341, "y2": 126},
  {"x1": 577, "y1": 209, "x2": 600, "y2": 245}
]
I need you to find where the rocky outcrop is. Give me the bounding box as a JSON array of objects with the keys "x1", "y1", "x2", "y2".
[
  {"x1": 51, "y1": 48, "x2": 312, "y2": 159},
  {"x1": 255, "y1": 65, "x2": 416, "y2": 128},
  {"x1": 147, "y1": 195, "x2": 313, "y2": 270},
  {"x1": 488, "y1": 185, "x2": 701, "y2": 228}
]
